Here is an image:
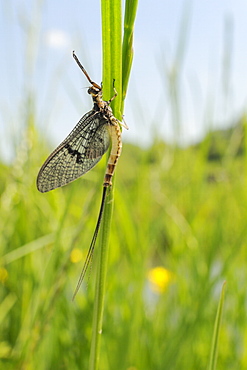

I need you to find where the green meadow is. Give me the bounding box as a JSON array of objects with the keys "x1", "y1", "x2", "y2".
[
  {"x1": 1, "y1": 1, "x2": 247, "y2": 369},
  {"x1": 0, "y1": 112, "x2": 246, "y2": 368}
]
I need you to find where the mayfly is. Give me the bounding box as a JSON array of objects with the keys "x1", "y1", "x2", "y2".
[{"x1": 37, "y1": 51, "x2": 128, "y2": 299}]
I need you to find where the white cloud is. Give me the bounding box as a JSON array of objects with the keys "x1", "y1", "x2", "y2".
[{"x1": 44, "y1": 29, "x2": 69, "y2": 49}]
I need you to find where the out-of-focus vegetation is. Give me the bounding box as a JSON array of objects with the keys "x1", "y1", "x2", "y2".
[
  {"x1": 0, "y1": 109, "x2": 246, "y2": 368},
  {"x1": 1, "y1": 1, "x2": 247, "y2": 368}
]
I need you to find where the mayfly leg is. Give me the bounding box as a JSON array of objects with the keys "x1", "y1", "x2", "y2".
[
  {"x1": 107, "y1": 79, "x2": 118, "y2": 104},
  {"x1": 107, "y1": 80, "x2": 129, "y2": 130}
]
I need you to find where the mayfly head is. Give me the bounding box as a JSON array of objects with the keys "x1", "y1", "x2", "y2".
[{"x1": 87, "y1": 84, "x2": 102, "y2": 98}]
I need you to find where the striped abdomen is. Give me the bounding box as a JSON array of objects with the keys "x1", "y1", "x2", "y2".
[{"x1": 103, "y1": 122, "x2": 122, "y2": 187}]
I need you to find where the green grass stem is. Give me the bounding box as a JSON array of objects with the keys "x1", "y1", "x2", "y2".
[{"x1": 89, "y1": 1, "x2": 138, "y2": 368}]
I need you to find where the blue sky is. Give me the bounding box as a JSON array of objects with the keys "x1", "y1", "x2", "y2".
[{"x1": 1, "y1": 0, "x2": 247, "y2": 161}]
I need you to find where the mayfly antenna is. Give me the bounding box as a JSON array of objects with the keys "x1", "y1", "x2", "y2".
[{"x1": 72, "y1": 50, "x2": 101, "y2": 90}]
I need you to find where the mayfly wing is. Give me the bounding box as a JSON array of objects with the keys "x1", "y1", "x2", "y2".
[{"x1": 37, "y1": 111, "x2": 111, "y2": 193}]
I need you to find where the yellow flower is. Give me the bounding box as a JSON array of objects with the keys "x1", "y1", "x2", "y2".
[
  {"x1": 148, "y1": 266, "x2": 173, "y2": 293},
  {"x1": 0, "y1": 267, "x2": 8, "y2": 283},
  {"x1": 70, "y1": 248, "x2": 83, "y2": 264}
]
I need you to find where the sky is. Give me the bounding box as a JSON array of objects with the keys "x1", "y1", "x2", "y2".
[{"x1": 1, "y1": 0, "x2": 247, "y2": 162}]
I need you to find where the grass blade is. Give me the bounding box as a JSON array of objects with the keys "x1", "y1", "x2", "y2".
[
  {"x1": 122, "y1": 0, "x2": 138, "y2": 108},
  {"x1": 208, "y1": 281, "x2": 227, "y2": 370},
  {"x1": 89, "y1": 1, "x2": 122, "y2": 369},
  {"x1": 89, "y1": 1, "x2": 138, "y2": 368}
]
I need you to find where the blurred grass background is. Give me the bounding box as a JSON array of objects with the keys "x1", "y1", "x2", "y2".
[{"x1": 1, "y1": 2, "x2": 247, "y2": 370}]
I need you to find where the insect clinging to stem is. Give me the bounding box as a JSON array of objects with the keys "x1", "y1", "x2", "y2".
[{"x1": 37, "y1": 51, "x2": 128, "y2": 298}]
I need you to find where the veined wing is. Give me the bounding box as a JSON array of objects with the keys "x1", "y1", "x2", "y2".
[{"x1": 37, "y1": 110, "x2": 111, "y2": 193}]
